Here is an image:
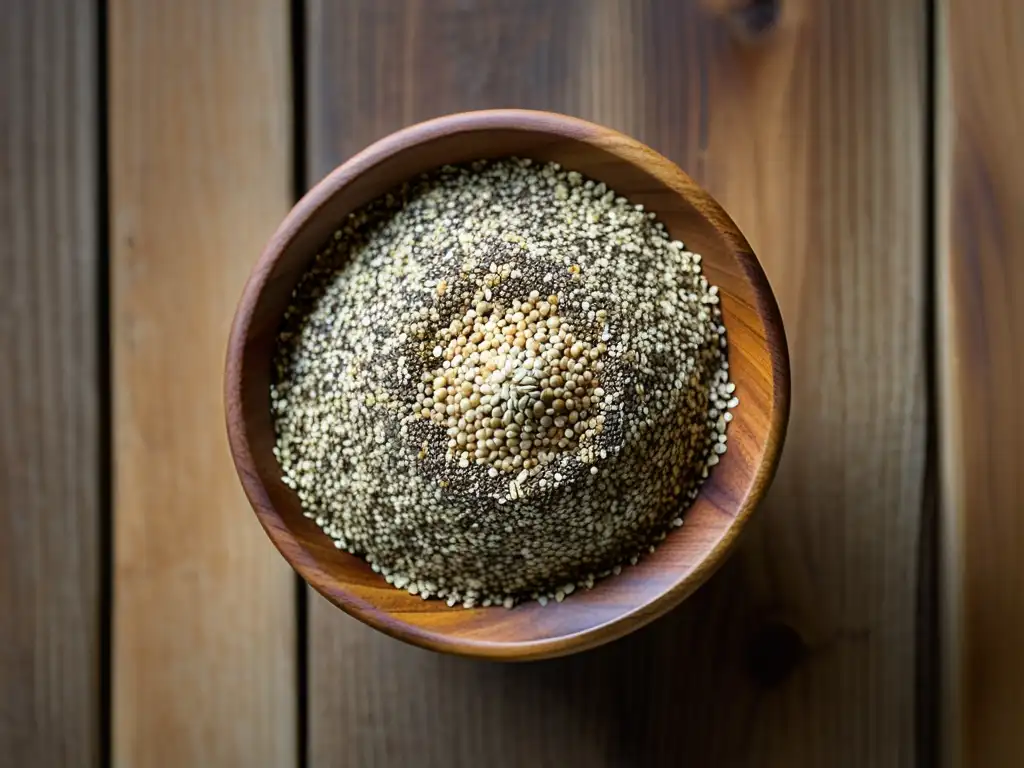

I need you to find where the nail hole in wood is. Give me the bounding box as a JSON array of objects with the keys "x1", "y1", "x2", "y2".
[
  {"x1": 733, "y1": 0, "x2": 780, "y2": 34},
  {"x1": 746, "y1": 621, "x2": 807, "y2": 687}
]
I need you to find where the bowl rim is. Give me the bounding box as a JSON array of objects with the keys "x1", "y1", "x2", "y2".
[{"x1": 225, "y1": 108, "x2": 790, "y2": 660}]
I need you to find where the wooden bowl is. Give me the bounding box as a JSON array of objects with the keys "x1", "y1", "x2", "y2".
[{"x1": 225, "y1": 110, "x2": 789, "y2": 660}]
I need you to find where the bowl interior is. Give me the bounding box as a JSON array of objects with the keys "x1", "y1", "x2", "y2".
[{"x1": 226, "y1": 111, "x2": 788, "y2": 660}]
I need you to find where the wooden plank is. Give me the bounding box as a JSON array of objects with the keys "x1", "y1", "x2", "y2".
[
  {"x1": 109, "y1": 2, "x2": 296, "y2": 765},
  {"x1": 305, "y1": 0, "x2": 928, "y2": 765},
  {"x1": 939, "y1": 2, "x2": 1024, "y2": 765},
  {"x1": 0, "y1": 2, "x2": 101, "y2": 764}
]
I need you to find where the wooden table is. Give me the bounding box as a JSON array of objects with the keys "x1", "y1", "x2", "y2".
[{"x1": 2, "y1": 1, "x2": 1021, "y2": 765}]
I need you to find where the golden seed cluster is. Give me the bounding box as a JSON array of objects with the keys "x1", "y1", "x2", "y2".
[
  {"x1": 418, "y1": 291, "x2": 608, "y2": 484},
  {"x1": 272, "y1": 159, "x2": 736, "y2": 608}
]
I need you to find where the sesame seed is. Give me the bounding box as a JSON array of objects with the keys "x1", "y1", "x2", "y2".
[{"x1": 271, "y1": 158, "x2": 734, "y2": 607}]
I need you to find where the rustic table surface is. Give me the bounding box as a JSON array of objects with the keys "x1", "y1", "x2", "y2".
[{"x1": 2, "y1": 1, "x2": 1021, "y2": 766}]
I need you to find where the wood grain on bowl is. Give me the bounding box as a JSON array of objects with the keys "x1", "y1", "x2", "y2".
[{"x1": 225, "y1": 110, "x2": 789, "y2": 660}]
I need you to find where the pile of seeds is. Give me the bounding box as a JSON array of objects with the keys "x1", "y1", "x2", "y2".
[{"x1": 272, "y1": 159, "x2": 737, "y2": 608}]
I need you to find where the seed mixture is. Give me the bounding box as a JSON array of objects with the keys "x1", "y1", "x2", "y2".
[{"x1": 272, "y1": 159, "x2": 737, "y2": 608}]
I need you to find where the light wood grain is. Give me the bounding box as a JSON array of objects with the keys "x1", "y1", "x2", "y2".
[
  {"x1": 109, "y1": 2, "x2": 296, "y2": 765},
  {"x1": 0, "y1": 2, "x2": 101, "y2": 764},
  {"x1": 939, "y1": 2, "x2": 1024, "y2": 765},
  {"x1": 305, "y1": 0, "x2": 928, "y2": 765}
]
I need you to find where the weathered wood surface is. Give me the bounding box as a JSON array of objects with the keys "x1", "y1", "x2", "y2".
[
  {"x1": 0, "y1": 1, "x2": 102, "y2": 765},
  {"x1": 939, "y1": 1, "x2": 1024, "y2": 765},
  {"x1": 305, "y1": 1, "x2": 928, "y2": 765},
  {"x1": 109, "y1": 2, "x2": 297, "y2": 765}
]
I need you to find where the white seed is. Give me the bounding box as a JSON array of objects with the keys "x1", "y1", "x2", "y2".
[{"x1": 273, "y1": 157, "x2": 733, "y2": 608}]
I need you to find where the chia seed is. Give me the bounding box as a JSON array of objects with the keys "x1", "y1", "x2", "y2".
[{"x1": 272, "y1": 159, "x2": 737, "y2": 607}]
